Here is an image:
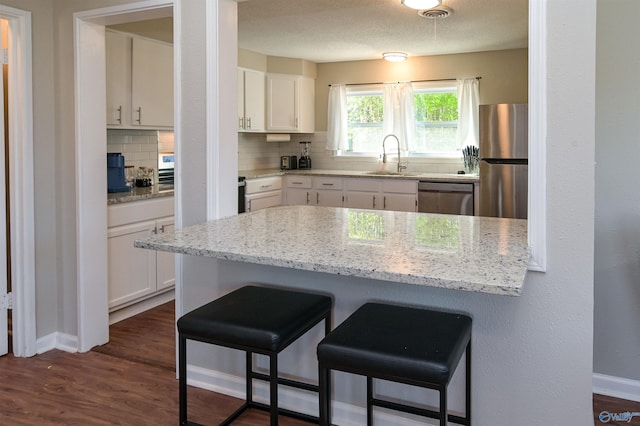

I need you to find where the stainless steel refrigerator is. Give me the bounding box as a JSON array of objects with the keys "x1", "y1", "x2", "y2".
[{"x1": 479, "y1": 103, "x2": 528, "y2": 219}]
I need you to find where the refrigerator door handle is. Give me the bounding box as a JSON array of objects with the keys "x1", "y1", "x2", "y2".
[{"x1": 482, "y1": 158, "x2": 528, "y2": 165}]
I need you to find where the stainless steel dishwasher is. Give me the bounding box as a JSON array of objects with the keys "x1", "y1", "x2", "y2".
[{"x1": 418, "y1": 181, "x2": 474, "y2": 216}]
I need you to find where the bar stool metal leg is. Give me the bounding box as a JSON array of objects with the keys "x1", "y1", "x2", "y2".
[
  {"x1": 246, "y1": 351, "x2": 253, "y2": 406},
  {"x1": 270, "y1": 353, "x2": 278, "y2": 426},
  {"x1": 366, "y1": 376, "x2": 373, "y2": 426},
  {"x1": 439, "y1": 385, "x2": 447, "y2": 426},
  {"x1": 179, "y1": 335, "x2": 188, "y2": 425},
  {"x1": 319, "y1": 362, "x2": 330, "y2": 426},
  {"x1": 466, "y1": 340, "x2": 472, "y2": 426}
]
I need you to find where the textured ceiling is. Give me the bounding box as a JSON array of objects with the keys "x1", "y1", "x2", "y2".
[{"x1": 238, "y1": 0, "x2": 528, "y2": 63}]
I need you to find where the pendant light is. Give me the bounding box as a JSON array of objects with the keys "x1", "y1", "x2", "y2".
[{"x1": 401, "y1": 0, "x2": 441, "y2": 10}]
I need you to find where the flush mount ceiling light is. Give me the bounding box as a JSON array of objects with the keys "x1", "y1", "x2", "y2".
[
  {"x1": 383, "y1": 52, "x2": 408, "y2": 62},
  {"x1": 401, "y1": 0, "x2": 441, "y2": 10}
]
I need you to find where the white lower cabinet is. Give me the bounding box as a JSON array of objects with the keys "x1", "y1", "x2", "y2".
[
  {"x1": 381, "y1": 179, "x2": 418, "y2": 212},
  {"x1": 285, "y1": 175, "x2": 344, "y2": 207},
  {"x1": 155, "y1": 217, "x2": 176, "y2": 291},
  {"x1": 245, "y1": 176, "x2": 283, "y2": 212},
  {"x1": 344, "y1": 178, "x2": 417, "y2": 212},
  {"x1": 284, "y1": 176, "x2": 417, "y2": 211},
  {"x1": 107, "y1": 198, "x2": 174, "y2": 311}
]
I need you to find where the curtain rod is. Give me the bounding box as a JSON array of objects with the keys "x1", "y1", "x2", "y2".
[{"x1": 328, "y1": 76, "x2": 481, "y2": 87}]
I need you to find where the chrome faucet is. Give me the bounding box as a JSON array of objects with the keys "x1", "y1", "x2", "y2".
[{"x1": 382, "y1": 134, "x2": 407, "y2": 173}]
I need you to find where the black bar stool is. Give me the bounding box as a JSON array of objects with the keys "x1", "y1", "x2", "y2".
[
  {"x1": 178, "y1": 285, "x2": 332, "y2": 426},
  {"x1": 317, "y1": 302, "x2": 472, "y2": 426}
]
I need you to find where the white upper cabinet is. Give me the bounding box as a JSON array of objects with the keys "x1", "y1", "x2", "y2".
[
  {"x1": 106, "y1": 30, "x2": 131, "y2": 127},
  {"x1": 266, "y1": 73, "x2": 315, "y2": 133},
  {"x1": 238, "y1": 68, "x2": 265, "y2": 132},
  {"x1": 106, "y1": 30, "x2": 173, "y2": 129},
  {"x1": 131, "y1": 37, "x2": 174, "y2": 127}
]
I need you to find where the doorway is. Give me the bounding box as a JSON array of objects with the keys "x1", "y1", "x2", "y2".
[
  {"x1": 0, "y1": 4, "x2": 36, "y2": 358},
  {"x1": 74, "y1": 1, "x2": 173, "y2": 352}
]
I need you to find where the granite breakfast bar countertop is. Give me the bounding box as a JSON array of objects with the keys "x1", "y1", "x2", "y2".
[{"x1": 135, "y1": 205, "x2": 529, "y2": 296}]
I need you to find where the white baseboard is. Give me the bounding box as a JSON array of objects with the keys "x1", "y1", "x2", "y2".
[
  {"x1": 36, "y1": 332, "x2": 78, "y2": 354},
  {"x1": 109, "y1": 290, "x2": 175, "y2": 325},
  {"x1": 593, "y1": 373, "x2": 640, "y2": 402},
  {"x1": 34, "y1": 291, "x2": 176, "y2": 355},
  {"x1": 186, "y1": 365, "x2": 432, "y2": 426}
]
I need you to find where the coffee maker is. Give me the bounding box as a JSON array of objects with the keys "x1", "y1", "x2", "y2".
[
  {"x1": 298, "y1": 141, "x2": 312, "y2": 169},
  {"x1": 107, "y1": 153, "x2": 131, "y2": 193}
]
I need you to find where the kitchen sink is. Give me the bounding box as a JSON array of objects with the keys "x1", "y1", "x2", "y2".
[{"x1": 364, "y1": 171, "x2": 417, "y2": 176}]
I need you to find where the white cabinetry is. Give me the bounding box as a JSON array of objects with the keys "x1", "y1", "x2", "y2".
[
  {"x1": 106, "y1": 30, "x2": 131, "y2": 126},
  {"x1": 131, "y1": 37, "x2": 173, "y2": 127},
  {"x1": 266, "y1": 73, "x2": 315, "y2": 133},
  {"x1": 344, "y1": 178, "x2": 417, "y2": 212},
  {"x1": 285, "y1": 175, "x2": 344, "y2": 207},
  {"x1": 285, "y1": 175, "x2": 313, "y2": 205},
  {"x1": 382, "y1": 179, "x2": 419, "y2": 212},
  {"x1": 238, "y1": 68, "x2": 265, "y2": 132},
  {"x1": 107, "y1": 197, "x2": 174, "y2": 312},
  {"x1": 245, "y1": 176, "x2": 283, "y2": 212},
  {"x1": 106, "y1": 30, "x2": 173, "y2": 129}
]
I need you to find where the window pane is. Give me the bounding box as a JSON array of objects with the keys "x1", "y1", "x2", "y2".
[
  {"x1": 413, "y1": 91, "x2": 459, "y2": 154},
  {"x1": 346, "y1": 93, "x2": 383, "y2": 154},
  {"x1": 339, "y1": 85, "x2": 461, "y2": 157}
]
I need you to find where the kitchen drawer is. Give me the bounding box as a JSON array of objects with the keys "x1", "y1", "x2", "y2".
[
  {"x1": 286, "y1": 175, "x2": 313, "y2": 189},
  {"x1": 314, "y1": 176, "x2": 343, "y2": 190},
  {"x1": 345, "y1": 178, "x2": 380, "y2": 192},
  {"x1": 382, "y1": 179, "x2": 418, "y2": 194},
  {"x1": 108, "y1": 197, "x2": 174, "y2": 228},
  {"x1": 245, "y1": 176, "x2": 283, "y2": 194}
]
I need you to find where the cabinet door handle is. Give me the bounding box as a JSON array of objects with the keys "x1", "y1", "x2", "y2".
[
  {"x1": 383, "y1": 196, "x2": 387, "y2": 209},
  {"x1": 322, "y1": 183, "x2": 334, "y2": 186},
  {"x1": 159, "y1": 225, "x2": 166, "y2": 233},
  {"x1": 116, "y1": 105, "x2": 122, "y2": 124},
  {"x1": 292, "y1": 181, "x2": 303, "y2": 185},
  {"x1": 239, "y1": 117, "x2": 244, "y2": 129},
  {"x1": 316, "y1": 193, "x2": 319, "y2": 204},
  {"x1": 248, "y1": 199, "x2": 252, "y2": 211},
  {"x1": 260, "y1": 184, "x2": 272, "y2": 189},
  {"x1": 306, "y1": 192, "x2": 310, "y2": 204},
  {"x1": 136, "y1": 107, "x2": 142, "y2": 124},
  {"x1": 247, "y1": 117, "x2": 252, "y2": 129},
  {"x1": 372, "y1": 195, "x2": 376, "y2": 209}
]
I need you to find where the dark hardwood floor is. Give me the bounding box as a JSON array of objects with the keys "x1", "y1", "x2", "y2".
[
  {"x1": 0, "y1": 302, "x2": 309, "y2": 425},
  {"x1": 0, "y1": 301, "x2": 637, "y2": 425}
]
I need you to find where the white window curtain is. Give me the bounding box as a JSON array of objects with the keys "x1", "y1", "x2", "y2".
[
  {"x1": 326, "y1": 84, "x2": 348, "y2": 151},
  {"x1": 456, "y1": 78, "x2": 480, "y2": 149},
  {"x1": 383, "y1": 82, "x2": 414, "y2": 151}
]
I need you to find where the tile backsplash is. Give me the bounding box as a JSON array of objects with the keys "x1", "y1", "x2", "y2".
[
  {"x1": 238, "y1": 131, "x2": 466, "y2": 173},
  {"x1": 107, "y1": 129, "x2": 175, "y2": 183}
]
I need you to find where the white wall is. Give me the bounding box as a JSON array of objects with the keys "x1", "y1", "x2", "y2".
[
  {"x1": 593, "y1": 0, "x2": 640, "y2": 385},
  {"x1": 180, "y1": 1, "x2": 597, "y2": 425}
]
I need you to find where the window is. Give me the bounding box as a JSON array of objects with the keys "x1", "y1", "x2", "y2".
[
  {"x1": 329, "y1": 79, "x2": 478, "y2": 157},
  {"x1": 345, "y1": 87, "x2": 384, "y2": 155},
  {"x1": 412, "y1": 84, "x2": 459, "y2": 155}
]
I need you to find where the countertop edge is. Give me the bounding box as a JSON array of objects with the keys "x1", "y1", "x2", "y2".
[
  {"x1": 134, "y1": 240, "x2": 526, "y2": 297},
  {"x1": 239, "y1": 168, "x2": 479, "y2": 183}
]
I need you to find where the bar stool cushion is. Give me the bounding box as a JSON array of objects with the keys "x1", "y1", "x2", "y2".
[
  {"x1": 177, "y1": 285, "x2": 332, "y2": 352},
  {"x1": 317, "y1": 302, "x2": 472, "y2": 385}
]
